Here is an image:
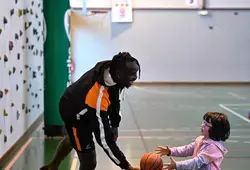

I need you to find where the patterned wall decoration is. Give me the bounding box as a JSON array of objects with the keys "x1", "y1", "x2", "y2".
[{"x1": 0, "y1": 0, "x2": 44, "y2": 157}]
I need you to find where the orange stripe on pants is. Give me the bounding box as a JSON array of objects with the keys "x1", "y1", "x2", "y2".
[{"x1": 72, "y1": 127, "x2": 82, "y2": 151}]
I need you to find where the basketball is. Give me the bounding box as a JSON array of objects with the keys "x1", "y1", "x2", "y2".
[{"x1": 140, "y1": 152, "x2": 163, "y2": 170}]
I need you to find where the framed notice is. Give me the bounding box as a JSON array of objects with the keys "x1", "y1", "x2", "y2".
[{"x1": 112, "y1": 0, "x2": 133, "y2": 23}]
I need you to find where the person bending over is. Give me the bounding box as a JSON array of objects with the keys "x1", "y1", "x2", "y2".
[{"x1": 40, "y1": 52, "x2": 141, "y2": 170}]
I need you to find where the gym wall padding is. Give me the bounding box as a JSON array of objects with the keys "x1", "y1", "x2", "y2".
[
  {"x1": 0, "y1": 0, "x2": 44, "y2": 158},
  {"x1": 43, "y1": 0, "x2": 70, "y2": 136}
]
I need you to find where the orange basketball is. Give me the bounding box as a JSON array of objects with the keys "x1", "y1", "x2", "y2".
[{"x1": 140, "y1": 152, "x2": 163, "y2": 170}]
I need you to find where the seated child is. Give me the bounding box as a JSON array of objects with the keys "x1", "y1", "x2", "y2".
[{"x1": 155, "y1": 112, "x2": 230, "y2": 170}]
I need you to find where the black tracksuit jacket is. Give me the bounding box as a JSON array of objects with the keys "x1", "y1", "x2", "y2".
[{"x1": 60, "y1": 60, "x2": 130, "y2": 169}]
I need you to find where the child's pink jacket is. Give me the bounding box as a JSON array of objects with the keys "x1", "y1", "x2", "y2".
[{"x1": 169, "y1": 136, "x2": 228, "y2": 170}]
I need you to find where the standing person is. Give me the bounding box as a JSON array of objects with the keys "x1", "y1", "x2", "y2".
[
  {"x1": 155, "y1": 112, "x2": 230, "y2": 170},
  {"x1": 40, "y1": 52, "x2": 141, "y2": 170}
]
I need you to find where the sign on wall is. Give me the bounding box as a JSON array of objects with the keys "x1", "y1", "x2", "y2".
[{"x1": 111, "y1": 0, "x2": 133, "y2": 22}]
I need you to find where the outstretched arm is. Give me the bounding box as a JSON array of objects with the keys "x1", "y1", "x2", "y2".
[
  {"x1": 91, "y1": 106, "x2": 130, "y2": 169},
  {"x1": 169, "y1": 142, "x2": 196, "y2": 157},
  {"x1": 86, "y1": 84, "x2": 132, "y2": 169},
  {"x1": 174, "y1": 144, "x2": 223, "y2": 170}
]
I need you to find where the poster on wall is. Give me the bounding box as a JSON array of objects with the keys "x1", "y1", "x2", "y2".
[{"x1": 112, "y1": 0, "x2": 133, "y2": 23}]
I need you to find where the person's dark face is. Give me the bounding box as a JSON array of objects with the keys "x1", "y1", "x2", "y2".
[{"x1": 116, "y1": 61, "x2": 139, "y2": 88}]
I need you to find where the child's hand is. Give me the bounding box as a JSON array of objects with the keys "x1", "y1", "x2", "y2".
[
  {"x1": 155, "y1": 146, "x2": 171, "y2": 156},
  {"x1": 163, "y1": 157, "x2": 177, "y2": 170}
]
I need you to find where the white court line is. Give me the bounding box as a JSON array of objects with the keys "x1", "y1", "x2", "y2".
[
  {"x1": 219, "y1": 104, "x2": 250, "y2": 124},
  {"x1": 31, "y1": 135, "x2": 250, "y2": 140},
  {"x1": 132, "y1": 86, "x2": 204, "y2": 98},
  {"x1": 223, "y1": 103, "x2": 250, "y2": 107},
  {"x1": 227, "y1": 92, "x2": 248, "y2": 100},
  {"x1": 119, "y1": 128, "x2": 249, "y2": 132},
  {"x1": 119, "y1": 128, "x2": 201, "y2": 132},
  {"x1": 70, "y1": 151, "x2": 78, "y2": 170},
  {"x1": 118, "y1": 135, "x2": 250, "y2": 139},
  {"x1": 226, "y1": 140, "x2": 238, "y2": 143},
  {"x1": 4, "y1": 138, "x2": 33, "y2": 170}
]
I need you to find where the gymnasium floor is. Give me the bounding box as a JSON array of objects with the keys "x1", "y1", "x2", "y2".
[{"x1": 1, "y1": 85, "x2": 250, "y2": 170}]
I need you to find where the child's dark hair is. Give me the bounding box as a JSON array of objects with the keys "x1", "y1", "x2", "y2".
[{"x1": 203, "y1": 112, "x2": 230, "y2": 142}]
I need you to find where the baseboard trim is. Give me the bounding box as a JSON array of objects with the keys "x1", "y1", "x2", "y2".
[
  {"x1": 0, "y1": 113, "x2": 43, "y2": 166},
  {"x1": 133, "y1": 81, "x2": 250, "y2": 86}
]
